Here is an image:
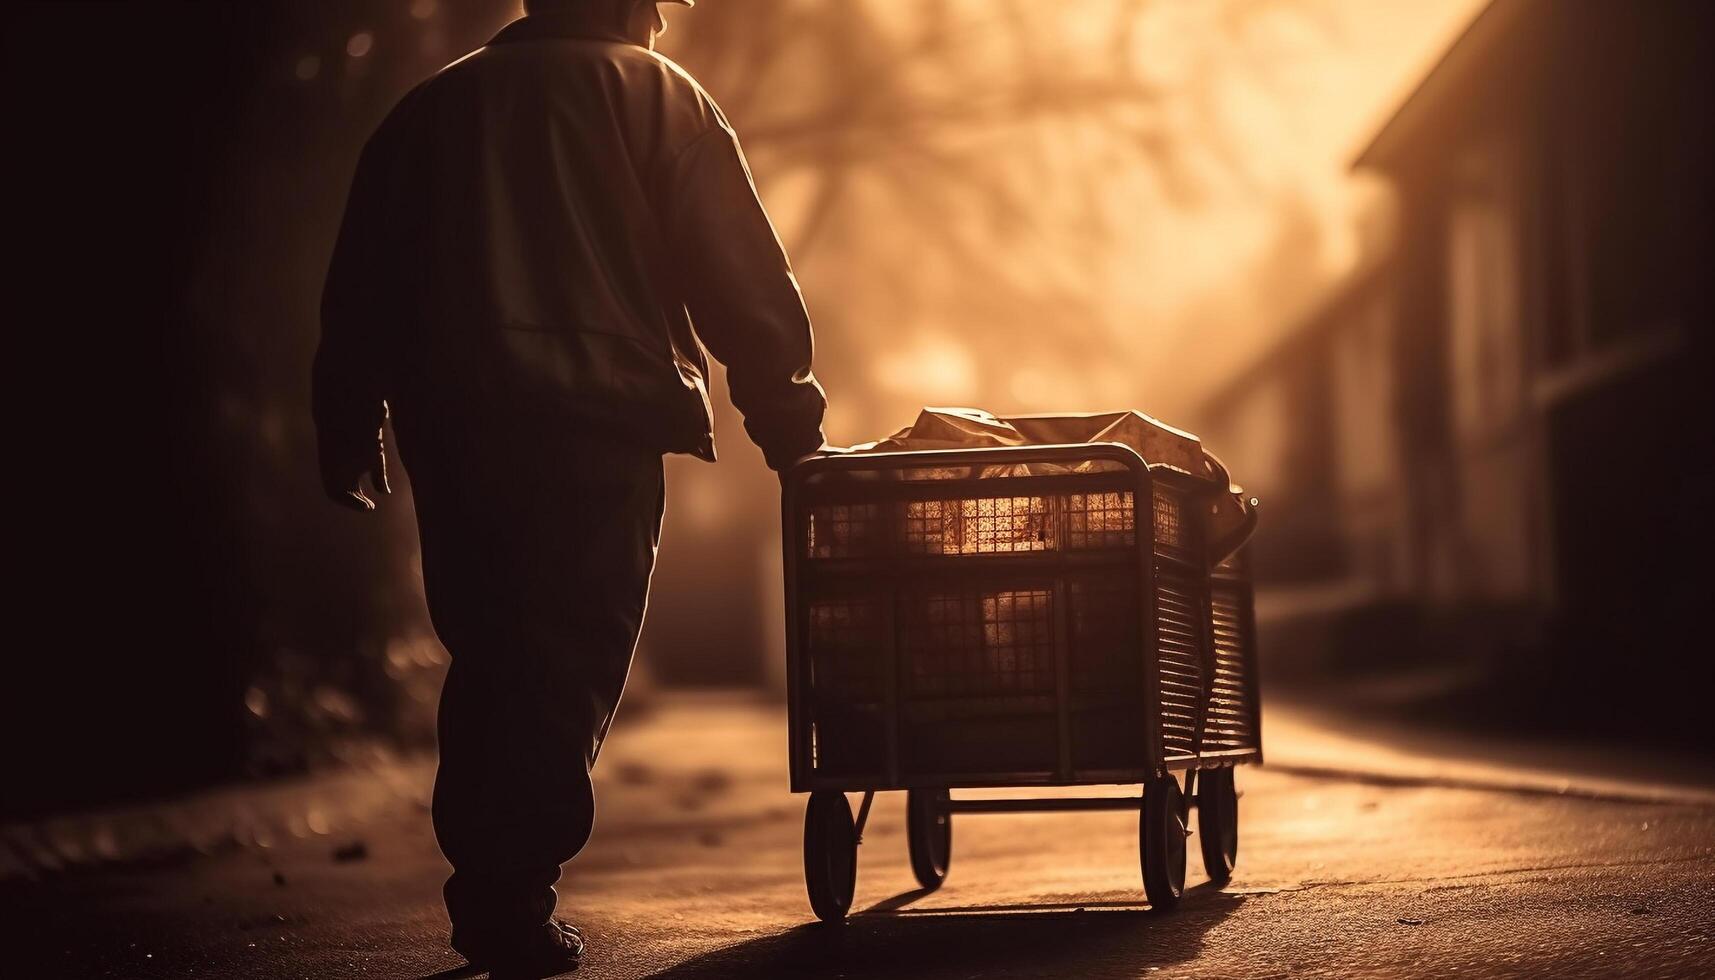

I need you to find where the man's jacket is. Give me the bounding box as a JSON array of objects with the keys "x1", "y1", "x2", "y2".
[{"x1": 313, "y1": 11, "x2": 827, "y2": 472}]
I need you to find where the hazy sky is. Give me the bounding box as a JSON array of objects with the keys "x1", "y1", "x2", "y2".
[{"x1": 798, "y1": 0, "x2": 1492, "y2": 431}]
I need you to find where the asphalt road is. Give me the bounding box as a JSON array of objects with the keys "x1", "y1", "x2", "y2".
[{"x1": 7, "y1": 696, "x2": 1713, "y2": 979}]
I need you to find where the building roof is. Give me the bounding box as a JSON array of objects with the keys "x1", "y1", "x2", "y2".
[{"x1": 1351, "y1": 0, "x2": 1537, "y2": 172}]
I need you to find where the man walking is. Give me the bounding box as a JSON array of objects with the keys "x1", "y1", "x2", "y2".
[{"x1": 312, "y1": 0, "x2": 827, "y2": 973}]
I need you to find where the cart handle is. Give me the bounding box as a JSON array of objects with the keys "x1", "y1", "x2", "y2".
[{"x1": 784, "y1": 441, "x2": 1150, "y2": 493}]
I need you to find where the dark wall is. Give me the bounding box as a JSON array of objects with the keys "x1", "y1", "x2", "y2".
[
  {"x1": 5, "y1": 3, "x2": 271, "y2": 815},
  {"x1": 1537, "y1": 2, "x2": 1715, "y2": 746},
  {"x1": 2, "y1": 1, "x2": 504, "y2": 816}
]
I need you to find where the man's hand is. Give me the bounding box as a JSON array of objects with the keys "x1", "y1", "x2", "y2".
[{"x1": 321, "y1": 429, "x2": 391, "y2": 513}]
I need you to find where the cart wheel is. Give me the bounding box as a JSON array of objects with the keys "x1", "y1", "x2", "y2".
[
  {"x1": 906, "y1": 788, "x2": 952, "y2": 890},
  {"x1": 1141, "y1": 774, "x2": 1187, "y2": 912},
  {"x1": 1198, "y1": 766, "x2": 1238, "y2": 885},
  {"x1": 804, "y1": 791, "x2": 858, "y2": 922}
]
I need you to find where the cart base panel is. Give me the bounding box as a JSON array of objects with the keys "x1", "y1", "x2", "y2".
[{"x1": 793, "y1": 752, "x2": 1259, "y2": 795}]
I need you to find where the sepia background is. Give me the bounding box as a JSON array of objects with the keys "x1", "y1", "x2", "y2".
[{"x1": 6, "y1": 0, "x2": 1711, "y2": 819}]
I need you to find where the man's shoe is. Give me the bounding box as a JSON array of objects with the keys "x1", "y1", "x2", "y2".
[{"x1": 452, "y1": 917, "x2": 584, "y2": 977}]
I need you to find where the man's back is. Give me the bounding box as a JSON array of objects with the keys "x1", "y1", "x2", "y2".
[{"x1": 316, "y1": 11, "x2": 825, "y2": 471}]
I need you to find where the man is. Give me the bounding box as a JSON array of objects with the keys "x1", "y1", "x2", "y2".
[{"x1": 312, "y1": 0, "x2": 827, "y2": 973}]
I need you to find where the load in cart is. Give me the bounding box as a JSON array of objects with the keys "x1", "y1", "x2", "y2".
[{"x1": 780, "y1": 408, "x2": 1263, "y2": 920}]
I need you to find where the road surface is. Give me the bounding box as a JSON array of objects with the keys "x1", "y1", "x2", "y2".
[{"x1": 6, "y1": 695, "x2": 1713, "y2": 979}]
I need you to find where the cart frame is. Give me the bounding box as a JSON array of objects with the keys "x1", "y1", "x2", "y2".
[{"x1": 781, "y1": 442, "x2": 1263, "y2": 917}]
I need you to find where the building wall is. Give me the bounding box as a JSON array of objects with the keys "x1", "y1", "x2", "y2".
[
  {"x1": 1185, "y1": 4, "x2": 1714, "y2": 743},
  {"x1": 1441, "y1": 129, "x2": 1539, "y2": 604},
  {"x1": 1328, "y1": 284, "x2": 1407, "y2": 595}
]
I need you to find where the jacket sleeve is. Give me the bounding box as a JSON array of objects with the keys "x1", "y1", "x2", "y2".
[
  {"x1": 312, "y1": 129, "x2": 397, "y2": 483},
  {"x1": 662, "y1": 125, "x2": 827, "y2": 471}
]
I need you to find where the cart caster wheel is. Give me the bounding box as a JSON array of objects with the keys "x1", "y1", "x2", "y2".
[
  {"x1": 1198, "y1": 767, "x2": 1238, "y2": 885},
  {"x1": 906, "y1": 788, "x2": 952, "y2": 890},
  {"x1": 804, "y1": 791, "x2": 858, "y2": 922},
  {"x1": 1141, "y1": 774, "x2": 1187, "y2": 912}
]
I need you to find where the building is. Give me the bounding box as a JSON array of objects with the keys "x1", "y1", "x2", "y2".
[{"x1": 1198, "y1": 0, "x2": 1714, "y2": 736}]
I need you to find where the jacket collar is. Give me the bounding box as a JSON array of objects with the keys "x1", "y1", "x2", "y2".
[{"x1": 488, "y1": 11, "x2": 638, "y2": 48}]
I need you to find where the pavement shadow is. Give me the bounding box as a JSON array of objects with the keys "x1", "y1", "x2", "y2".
[
  {"x1": 411, "y1": 967, "x2": 482, "y2": 980},
  {"x1": 644, "y1": 884, "x2": 1244, "y2": 980}
]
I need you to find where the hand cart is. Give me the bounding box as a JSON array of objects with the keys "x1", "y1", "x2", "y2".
[{"x1": 781, "y1": 442, "x2": 1262, "y2": 919}]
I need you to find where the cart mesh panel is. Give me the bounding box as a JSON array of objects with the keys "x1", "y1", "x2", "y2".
[
  {"x1": 1206, "y1": 581, "x2": 1258, "y2": 751},
  {"x1": 805, "y1": 490, "x2": 1145, "y2": 558},
  {"x1": 808, "y1": 598, "x2": 885, "y2": 701},
  {"x1": 1066, "y1": 491, "x2": 1136, "y2": 549},
  {"x1": 1069, "y1": 575, "x2": 1148, "y2": 769},
  {"x1": 1068, "y1": 577, "x2": 1140, "y2": 695},
  {"x1": 899, "y1": 587, "x2": 1059, "y2": 773},
  {"x1": 1151, "y1": 487, "x2": 1188, "y2": 553},
  {"x1": 806, "y1": 503, "x2": 883, "y2": 558},
  {"x1": 902, "y1": 589, "x2": 1055, "y2": 699},
  {"x1": 903, "y1": 497, "x2": 1053, "y2": 554},
  {"x1": 1154, "y1": 561, "x2": 1207, "y2": 762},
  {"x1": 806, "y1": 597, "x2": 888, "y2": 775}
]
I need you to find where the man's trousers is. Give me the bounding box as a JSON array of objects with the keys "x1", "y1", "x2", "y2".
[{"x1": 395, "y1": 406, "x2": 664, "y2": 939}]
